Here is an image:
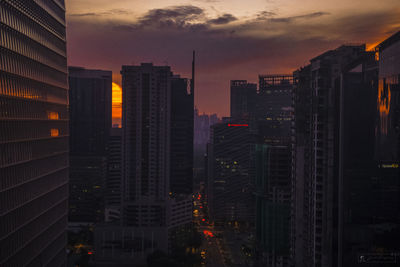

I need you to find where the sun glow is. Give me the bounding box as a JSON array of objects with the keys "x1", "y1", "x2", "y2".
[{"x1": 112, "y1": 82, "x2": 122, "y2": 127}]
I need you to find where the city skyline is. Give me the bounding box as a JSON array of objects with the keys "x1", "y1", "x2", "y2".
[
  {"x1": 66, "y1": 0, "x2": 399, "y2": 116},
  {"x1": 1, "y1": 1, "x2": 400, "y2": 266}
]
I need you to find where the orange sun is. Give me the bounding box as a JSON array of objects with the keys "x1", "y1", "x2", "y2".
[{"x1": 112, "y1": 82, "x2": 122, "y2": 127}]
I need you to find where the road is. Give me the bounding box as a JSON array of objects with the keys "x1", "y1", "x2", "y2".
[{"x1": 193, "y1": 189, "x2": 251, "y2": 267}]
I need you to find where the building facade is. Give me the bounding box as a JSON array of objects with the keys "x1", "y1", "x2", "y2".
[
  {"x1": 68, "y1": 67, "x2": 112, "y2": 223},
  {"x1": 256, "y1": 75, "x2": 294, "y2": 145},
  {"x1": 208, "y1": 121, "x2": 256, "y2": 224},
  {"x1": 291, "y1": 45, "x2": 376, "y2": 267},
  {"x1": 230, "y1": 80, "x2": 257, "y2": 121},
  {"x1": 255, "y1": 144, "x2": 292, "y2": 267},
  {"x1": 105, "y1": 127, "x2": 122, "y2": 222},
  {"x1": 93, "y1": 63, "x2": 194, "y2": 265},
  {"x1": 0, "y1": 0, "x2": 69, "y2": 266}
]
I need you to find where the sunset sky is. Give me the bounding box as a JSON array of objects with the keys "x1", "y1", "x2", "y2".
[{"x1": 66, "y1": 0, "x2": 400, "y2": 116}]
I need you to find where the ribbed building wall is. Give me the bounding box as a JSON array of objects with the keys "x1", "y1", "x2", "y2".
[{"x1": 0, "y1": 1, "x2": 68, "y2": 266}]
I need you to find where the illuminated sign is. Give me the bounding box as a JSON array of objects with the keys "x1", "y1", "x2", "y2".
[
  {"x1": 228, "y1": 124, "x2": 249, "y2": 127},
  {"x1": 379, "y1": 163, "x2": 399, "y2": 168}
]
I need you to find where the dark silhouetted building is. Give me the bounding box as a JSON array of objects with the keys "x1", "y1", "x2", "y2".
[
  {"x1": 170, "y1": 76, "x2": 194, "y2": 195},
  {"x1": 253, "y1": 75, "x2": 294, "y2": 267},
  {"x1": 68, "y1": 67, "x2": 112, "y2": 223},
  {"x1": 230, "y1": 80, "x2": 257, "y2": 120},
  {"x1": 94, "y1": 63, "x2": 194, "y2": 266},
  {"x1": 255, "y1": 144, "x2": 292, "y2": 267},
  {"x1": 291, "y1": 65, "x2": 313, "y2": 266},
  {"x1": 338, "y1": 31, "x2": 400, "y2": 267},
  {"x1": 256, "y1": 75, "x2": 294, "y2": 144},
  {"x1": 0, "y1": 1, "x2": 69, "y2": 266},
  {"x1": 105, "y1": 127, "x2": 122, "y2": 222},
  {"x1": 291, "y1": 45, "x2": 384, "y2": 267},
  {"x1": 208, "y1": 121, "x2": 255, "y2": 224}
]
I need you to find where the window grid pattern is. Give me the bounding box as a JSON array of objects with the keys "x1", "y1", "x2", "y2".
[
  {"x1": 1, "y1": 25, "x2": 67, "y2": 72},
  {"x1": 0, "y1": 72, "x2": 68, "y2": 104},
  {"x1": 0, "y1": 2, "x2": 66, "y2": 56},
  {"x1": 0, "y1": 0, "x2": 68, "y2": 266}
]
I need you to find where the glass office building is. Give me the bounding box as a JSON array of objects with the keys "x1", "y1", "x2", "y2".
[{"x1": 0, "y1": 1, "x2": 68, "y2": 266}]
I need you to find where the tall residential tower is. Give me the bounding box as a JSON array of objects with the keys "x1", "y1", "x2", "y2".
[{"x1": 68, "y1": 67, "x2": 112, "y2": 223}]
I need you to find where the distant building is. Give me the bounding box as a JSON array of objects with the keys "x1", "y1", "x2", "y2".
[
  {"x1": 0, "y1": 1, "x2": 69, "y2": 266},
  {"x1": 194, "y1": 108, "x2": 219, "y2": 149},
  {"x1": 194, "y1": 109, "x2": 219, "y2": 186},
  {"x1": 207, "y1": 121, "x2": 256, "y2": 224},
  {"x1": 68, "y1": 67, "x2": 112, "y2": 223},
  {"x1": 230, "y1": 80, "x2": 257, "y2": 120},
  {"x1": 256, "y1": 75, "x2": 294, "y2": 144}
]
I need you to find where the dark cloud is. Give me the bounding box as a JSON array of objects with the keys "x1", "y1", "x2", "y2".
[
  {"x1": 270, "y1": 12, "x2": 330, "y2": 23},
  {"x1": 256, "y1": 10, "x2": 276, "y2": 20},
  {"x1": 70, "y1": 12, "x2": 97, "y2": 17},
  {"x1": 207, "y1": 14, "x2": 238, "y2": 25},
  {"x1": 137, "y1": 5, "x2": 205, "y2": 29},
  {"x1": 69, "y1": 9, "x2": 132, "y2": 17}
]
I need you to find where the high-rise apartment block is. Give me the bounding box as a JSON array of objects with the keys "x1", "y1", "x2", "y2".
[
  {"x1": 94, "y1": 62, "x2": 194, "y2": 265},
  {"x1": 289, "y1": 44, "x2": 400, "y2": 267},
  {"x1": 68, "y1": 67, "x2": 112, "y2": 223},
  {"x1": 0, "y1": 1, "x2": 69, "y2": 266}
]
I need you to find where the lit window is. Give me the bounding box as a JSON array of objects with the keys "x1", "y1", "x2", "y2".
[
  {"x1": 50, "y1": 128, "x2": 59, "y2": 137},
  {"x1": 48, "y1": 111, "x2": 59, "y2": 120}
]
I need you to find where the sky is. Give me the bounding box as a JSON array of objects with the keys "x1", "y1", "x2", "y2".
[{"x1": 66, "y1": 0, "x2": 400, "y2": 116}]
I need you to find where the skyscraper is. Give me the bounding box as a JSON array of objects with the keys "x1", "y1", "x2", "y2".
[
  {"x1": 93, "y1": 62, "x2": 194, "y2": 265},
  {"x1": 230, "y1": 80, "x2": 257, "y2": 120},
  {"x1": 170, "y1": 76, "x2": 194, "y2": 195},
  {"x1": 291, "y1": 45, "x2": 371, "y2": 267},
  {"x1": 68, "y1": 67, "x2": 112, "y2": 223},
  {"x1": 121, "y1": 63, "x2": 172, "y2": 228},
  {"x1": 0, "y1": 1, "x2": 68, "y2": 266}
]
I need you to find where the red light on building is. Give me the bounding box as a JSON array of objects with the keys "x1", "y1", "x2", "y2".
[
  {"x1": 203, "y1": 230, "x2": 214, "y2": 237},
  {"x1": 228, "y1": 124, "x2": 249, "y2": 127},
  {"x1": 88, "y1": 251, "x2": 93, "y2": 255}
]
